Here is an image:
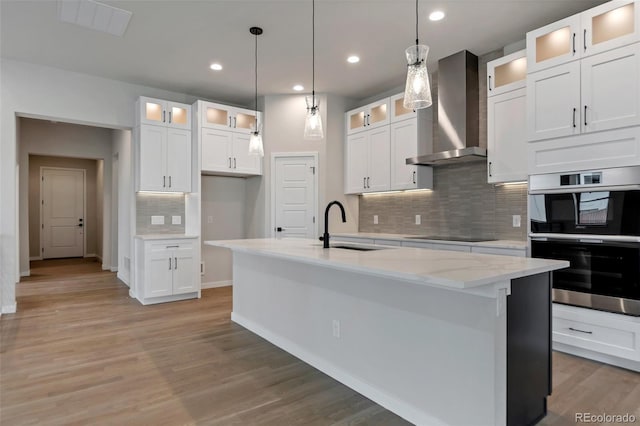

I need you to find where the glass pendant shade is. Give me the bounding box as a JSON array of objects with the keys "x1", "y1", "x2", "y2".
[
  {"x1": 304, "y1": 95, "x2": 324, "y2": 140},
  {"x1": 403, "y1": 44, "x2": 432, "y2": 109},
  {"x1": 248, "y1": 130, "x2": 264, "y2": 156}
]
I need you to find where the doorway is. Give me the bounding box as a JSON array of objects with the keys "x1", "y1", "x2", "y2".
[
  {"x1": 271, "y1": 153, "x2": 318, "y2": 239},
  {"x1": 40, "y1": 167, "x2": 86, "y2": 259}
]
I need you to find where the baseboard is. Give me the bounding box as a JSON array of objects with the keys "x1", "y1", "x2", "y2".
[
  {"x1": 201, "y1": 280, "x2": 232, "y2": 289},
  {"x1": 553, "y1": 342, "x2": 640, "y2": 372},
  {"x1": 118, "y1": 272, "x2": 130, "y2": 287},
  {"x1": 29, "y1": 256, "x2": 42, "y2": 261},
  {"x1": 110, "y1": 267, "x2": 118, "y2": 272},
  {"x1": 85, "y1": 253, "x2": 97, "y2": 259},
  {"x1": 231, "y1": 312, "x2": 435, "y2": 426},
  {"x1": 2, "y1": 304, "x2": 17, "y2": 314},
  {"x1": 20, "y1": 270, "x2": 30, "y2": 277}
]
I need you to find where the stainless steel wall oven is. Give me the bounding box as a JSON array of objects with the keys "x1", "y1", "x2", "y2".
[{"x1": 529, "y1": 167, "x2": 640, "y2": 316}]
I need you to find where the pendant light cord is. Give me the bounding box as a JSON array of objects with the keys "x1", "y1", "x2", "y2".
[
  {"x1": 312, "y1": 0, "x2": 316, "y2": 107},
  {"x1": 254, "y1": 30, "x2": 258, "y2": 117},
  {"x1": 415, "y1": 0, "x2": 419, "y2": 45}
]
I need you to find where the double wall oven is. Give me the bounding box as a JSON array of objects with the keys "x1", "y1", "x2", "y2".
[{"x1": 529, "y1": 166, "x2": 640, "y2": 316}]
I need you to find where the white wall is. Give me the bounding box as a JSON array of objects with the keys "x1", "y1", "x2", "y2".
[
  {"x1": 245, "y1": 94, "x2": 358, "y2": 240},
  {"x1": 96, "y1": 159, "x2": 104, "y2": 261},
  {"x1": 1, "y1": 58, "x2": 198, "y2": 312},
  {"x1": 112, "y1": 129, "x2": 131, "y2": 284}
]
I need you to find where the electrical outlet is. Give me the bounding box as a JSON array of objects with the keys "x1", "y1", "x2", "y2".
[
  {"x1": 200, "y1": 261, "x2": 205, "y2": 276},
  {"x1": 207, "y1": 216, "x2": 213, "y2": 224},
  {"x1": 332, "y1": 319, "x2": 341, "y2": 338},
  {"x1": 415, "y1": 214, "x2": 421, "y2": 225},
  {"x1": 172, "y1": 215, "x2": 182, "y2": 225},
  {"x1": 373, "y1": 215, "x2": 378, "y2": 225},
  {"x1": 512, "y1": 215, "x2": 521, "y2": 228},
  {"x1": 151, "y1": 215, "x2": 164, "y2": 225}
]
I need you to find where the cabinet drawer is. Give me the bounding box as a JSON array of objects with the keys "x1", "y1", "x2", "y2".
[
  {"x1": 150, "y1": 241, "x2": 193, "y2": 252},
  {"x1": 553, "y1": 305, "x2": 640, "y2": 361}
]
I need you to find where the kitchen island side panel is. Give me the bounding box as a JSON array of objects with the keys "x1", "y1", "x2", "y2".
[{"x1": 231, "y1": 251, "x2": 505, "y2": 426}]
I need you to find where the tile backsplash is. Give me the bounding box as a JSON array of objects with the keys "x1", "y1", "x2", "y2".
[
  {"x1": 358, "y1": 162, "x2": 527, "y2": 240},
  {"x1": 136, "y1": 193, "x2": 185, "y2": 234}
]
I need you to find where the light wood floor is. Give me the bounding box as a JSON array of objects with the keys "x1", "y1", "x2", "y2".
[{"x1": 1, "y1": 259, "x2": 639, "y2": 425}]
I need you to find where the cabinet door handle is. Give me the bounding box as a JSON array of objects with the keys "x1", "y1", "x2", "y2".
[
  {"x1": 363, "y1": 177, "x2": 366, "y2": 189},
  {"x1": 572, "y1": 32, "x2": 576, "y2": 54},
  {"x1": 228, "y1": 157, "x2": 232, "y2": 168},
  {"x1": 367, "y1": 177, "x2": 370, "y2": 188},
  {"x1": 584, "y1": 29, "x2": 587, "y2": 51},
  {"x1": 168, "y1": 111, "x2": 172, "y2": 123},
  {"x1": 163, "y1": 110, "x2": 166, "y2": 123},
  {"x1": 572, "y1": 108, "x2": 577, "y2": 128},
  {"x1": 584, "y1": 105, "x2": 588, "y2": 127},
  {"x1": 169, "y1": 176, "x2": 172, "y2": 188},
  {"x1": 488, "y1": 75, "x2": 492, "y2": 92},
  {"x1": 168, "y1": 258, "x2": 172, "y2": 270},
  {"x1": 569, "y1": 327, "x2": 592, "y2": 335},
  {"x1": 489, "y1": 161, "x2": 493, "y2": 177},
  {"x1": 174, "y1": 257, "x2": 178, "y2": 270},
  {"x1": 234, "y1": 158, "x2": 237, "y2": 169},
  {"x1": 412, "y1": 171, "x2": 416, "y2": 184},
  {"x1": 163, "y1": 176, "x2": 166, "y2": 187},
  {"x1": 234, "y1": 117, "x2": 237, "y2": 128}
]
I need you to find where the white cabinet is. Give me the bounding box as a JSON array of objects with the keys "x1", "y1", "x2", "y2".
[
  {"x1": 390, "y1": 118, "x2": 433, "y2": 190},
  {"x1": 389, "y1": 93, "x2": 417, "y2": 123},
  {"x1": 134, "y1": 237, "x2": 199, "y2": 305},
  {"x1": 135, "y1": 96, "x2": 192, "y2": 192},
  {"x1": 138, "y1": 96, "x2": 191, "y2": 130},
  {"x1": 345, "y1": 126, "x2": 390, "y2": 193},
  {"x1": 346, "y1": 98, "x2": 390, "y2": 135},
  {"x1": 200, "y1": 101, "x2": 260, "y2": 135},
  {"x1": 553, "y1": 303, "x2": 640, "y2": 370},
  {"x1": 487, "y1": 50, "x2": 527, "y2": 96},
  {"x1": 526, "y1": 1, "x2": 639, "y2": 74},
  {"x1": 201, "y1": 128, "x2": 261, "y2": 176},
  {"x1": 197, "y1": 100, "x2": 262, "y2": 177},
  {"x1": 487, "y1": 50, "x2": 528, "y2": 183},
  {"x1": 136, "y1": 125, "x2": 191, "y2": 193}
]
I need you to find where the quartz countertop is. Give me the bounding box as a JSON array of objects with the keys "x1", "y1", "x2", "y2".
[
  {"x1": 333, "y1": 232, "x2": 528, "y2": 250},
  {"x1": 134, "y1": 234, "x2": 198, "y2": 240},
  {"x1": 205, "y1": 238, "x2": 566, "y2": 290}
]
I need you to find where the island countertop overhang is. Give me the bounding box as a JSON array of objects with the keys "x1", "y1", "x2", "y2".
[{"x1": 205, "y1": 238, "x2": 568, "y2": 290}]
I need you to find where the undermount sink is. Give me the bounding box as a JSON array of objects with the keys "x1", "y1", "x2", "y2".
[{"x1": 331, "y1": 244, "x2": 389, "y2": 252}]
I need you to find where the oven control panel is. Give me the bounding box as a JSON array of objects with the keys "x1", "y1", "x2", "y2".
[{"x1": 560, "y1": 172, "x2": 602, "y2": 186}]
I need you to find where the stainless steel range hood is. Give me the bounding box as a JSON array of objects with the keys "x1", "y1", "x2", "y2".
[{"x1": 406, "y1": 50, "x2": 485, "y2": 166}]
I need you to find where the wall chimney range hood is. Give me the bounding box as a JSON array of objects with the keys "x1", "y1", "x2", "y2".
[{"x1": 406, "y1": 50, "x2": 486, "y2": 166}]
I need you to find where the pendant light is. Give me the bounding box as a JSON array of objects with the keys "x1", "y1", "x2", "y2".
[
  {"x1": 248, "y1": 26, "x2": 264, "y2": 156},
  {"x1": 403, "y1": 0, "x2": 432, "y2": 110},
  {"x1": 304, "y1": 0, "x2": 323, "y2": 140}
]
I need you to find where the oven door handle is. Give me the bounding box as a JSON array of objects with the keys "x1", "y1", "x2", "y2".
[{"x1": 578, "y1": 238, "x2": 604, "y2": 244}]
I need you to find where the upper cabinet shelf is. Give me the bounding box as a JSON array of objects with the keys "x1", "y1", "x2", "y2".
[
  {"x1": 527, "y1": 0, "x2": 640, "y2": 73},
  {"x1": 138, "y1": 96, "x2": 191, "y2": 130}
]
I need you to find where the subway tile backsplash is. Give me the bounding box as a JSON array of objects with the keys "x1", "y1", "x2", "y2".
[
  {"x1": 358, "y1": 162, "x2": 527, "y2": 240},
  {"x1": 136, "y1": 193, "x2": 185, "y2": 234}
]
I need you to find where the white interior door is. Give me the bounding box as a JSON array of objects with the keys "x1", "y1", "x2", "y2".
[
  {"x1": 273, "y1": 155, "x2": 317, "y2": 239},
  {"x1": 42, "y1": 168, "x2": 84, "y2": 259}
]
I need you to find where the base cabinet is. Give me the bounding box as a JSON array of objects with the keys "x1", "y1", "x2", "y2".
[{"x1": 134, "y1": 237, "x2": 199, "y2": 305}]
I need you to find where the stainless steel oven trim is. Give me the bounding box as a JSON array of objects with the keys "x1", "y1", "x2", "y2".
[
  {"x1": 529, "y1": 166, "x2": 640, "y2": 194},
  {"x1": 530, "y1": 233, "x2": 640, "y2": 243},
  {"x1": 529, "y1": 184, "x2": 640, "y2": 195},
  {"x1": 553, "y1": 289, "x2": 640, "y2": 317}
]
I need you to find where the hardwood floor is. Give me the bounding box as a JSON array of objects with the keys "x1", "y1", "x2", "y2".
[{"x1": 1, "y1": 259, "x2": 639, "y2": 425}]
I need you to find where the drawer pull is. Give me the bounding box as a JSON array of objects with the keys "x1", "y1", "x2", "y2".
[
  {"x1": 166, "y1": 245, "x2": 179, "y2": 248},
  {"x1": 569, "y1": 327, "x2": 593, "y2": 335}
]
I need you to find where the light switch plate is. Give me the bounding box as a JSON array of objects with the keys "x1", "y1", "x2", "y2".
[
  {"x1": 151, "y1": 215, "x2": 164, "y2": 225},
  {"x1": 172, "y1": 215, "x2": 182, "y2": 225},
  {"x1": 415, "y1": 214, "x2": 421, "y2": 225},
  {"x1": 512, "y1": 215, "x2": 521, "y2": 228},
  {"x1": 373, "y1": 215, "x2": 378, "y2": 225}
]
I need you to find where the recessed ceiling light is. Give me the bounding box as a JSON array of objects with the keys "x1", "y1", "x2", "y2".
[
  {"x1": 293, "y1": 84, "x2": 304, "y2": 91},
  {"x1": 347, "y1": 55, "x2": 360, "y2": 64},
  {"x1": 210, "y1": 63, "x2": 223, "y2": 71},
  {"x1": 429, "y1": 10, "x2": 445, "y2": 21}
]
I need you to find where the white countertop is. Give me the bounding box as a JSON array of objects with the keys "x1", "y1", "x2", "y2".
[
  {"x1": 205, "y1": 238, "x2": 566, "y2": 290},
  {"x1": 334, "y1": 232, "x2": 527, "y2": 250},
  {"x1": 135, "y1": 234, "x2": 198, "y2": 240}
]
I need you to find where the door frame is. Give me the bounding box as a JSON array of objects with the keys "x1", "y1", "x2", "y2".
[
  {"x1": 270, "y1": 152, "x2": 319, "y2": 239},
  {"x1": 39, "y1": 166, "x2": 87, "y2": 259}
]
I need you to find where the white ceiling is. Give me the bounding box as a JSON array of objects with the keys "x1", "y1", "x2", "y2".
[{"x1": 1, "y1": 0, "x2": 606, "y2": 106}]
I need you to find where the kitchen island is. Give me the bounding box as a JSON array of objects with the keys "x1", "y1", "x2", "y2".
[{"x1": 205, "y1": 238, "x2": 568, "y2": 426}]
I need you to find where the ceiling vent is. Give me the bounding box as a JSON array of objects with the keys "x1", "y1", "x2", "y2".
[{"x1": 57, "y1": 0, "x2": 132, "y2": 37}]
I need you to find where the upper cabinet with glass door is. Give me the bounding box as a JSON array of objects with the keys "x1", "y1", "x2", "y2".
[
  {"x1": 487, "y1": 50, "x2": 527, "y2": 97},
  {"x1": 346, "y1": 98, "x2": 390, "y2": 134},
  {"x1": 527, "y1": 0, "x2": 640, "y2": 73},
  {"x1": 200, "y1": 101, "x2": 260, "y2": 135},
  {"x1": 390, "y1": 93, "x2": 417, "y2": 122},
  {"x1": 138, "y1": 96, "x2": 191, "y2": 130}
]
